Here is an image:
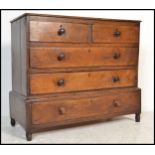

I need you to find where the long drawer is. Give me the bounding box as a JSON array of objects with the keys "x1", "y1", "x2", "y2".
[
  {"x1": 30, "y1": 69, "x2": 137, "y2": 95},
  {"x1": 32, "y1": 88, "x2": 141, "y2": 125},
  {"x1": 30, "y1": 47, "x2": 138, "y2": 69}
]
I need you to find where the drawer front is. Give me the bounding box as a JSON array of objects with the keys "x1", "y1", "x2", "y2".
[
  {"x1": 30, "y1": 47, "x2": 138, "y2": 69},
  {"x1": 93, "y1": 24, "x2": 139, "y2": 43},
  {"x1": 29, "y1": 21, "x2": 88, "y2": 42},
  {"x1": 32, "y1": 89, "x2": 141, "y2": 125},
  {"x1": 30, "y1": 69, "x2": 137, "y2": 94}
]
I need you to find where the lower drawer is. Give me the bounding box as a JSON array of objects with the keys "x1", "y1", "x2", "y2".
[
  {"x1": 30, "y1": 69, "x2": 137, "y2": 94},
  {"x1": 31, "y1": 88, "x2": 141, "y2": 125}
]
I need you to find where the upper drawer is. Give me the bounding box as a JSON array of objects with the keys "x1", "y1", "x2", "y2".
[
  {"x1": 29, "y1": 21, "x2": 88, "y2": 43},
  {"x1": 30, "y1": 47, "x2": 138, "y2": 69},
  {"x1": 93, "y1": 24, "x2": 139, "y2": 43}
]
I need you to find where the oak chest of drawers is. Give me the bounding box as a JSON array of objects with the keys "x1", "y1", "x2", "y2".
[{"x1": 9, "y1": 13, "x2": 141, "y2": 141}]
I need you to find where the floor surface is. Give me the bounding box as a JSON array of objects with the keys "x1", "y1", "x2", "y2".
[{"x1": 1, "y1": 112, "x2": 154, "y2": 144}]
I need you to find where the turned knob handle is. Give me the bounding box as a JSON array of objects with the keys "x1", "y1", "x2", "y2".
[
  {"x1": 113, "y1": 30, "x2": 121, "y2": 37},
  {"x1": 57, "y1": 79, "x2": 65, "y2": 86},
  {"x1": 57, "y1": 25, "x2": 66, "y2": 35},
  {"x1": 113, "y1": 100, "x2": 121, "y2": 107},
  {"x1": 59, "y1": 107, "x2": 66, "y2": 114},
  {"x1": 113, "y1": 52, "x2": 120, "y2": 59},
  {"x1": 112, "y1": 76, "x2": 120, "y2": 82},
  {"x1": 57, "y1": 53, "x2": 65, "y2": 61}
]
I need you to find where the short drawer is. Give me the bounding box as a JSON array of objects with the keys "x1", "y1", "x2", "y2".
[
  {"x1": 29, "y1": 21, "x2": 88, "y2": 42},
  {"x1": 32, "y1": 89, "x2": 141, "y2": 125},
  {"x1": 93, "y1": 24, "x2": 139, "y2": 43},
  {"x1": 30, "y1": 69, "x2": 137, "y2": 95},
  {"x1": 30, "y1": 47, "x2": 138, "y2": 69}
]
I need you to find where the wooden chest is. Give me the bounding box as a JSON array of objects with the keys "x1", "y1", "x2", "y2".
[{"x1": 9, "y1": 13, "x2": 141, "y2": 141}]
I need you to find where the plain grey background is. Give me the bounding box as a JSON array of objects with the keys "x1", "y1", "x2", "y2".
[{"x1": 1, "y1": 10, "x2": 154, "y2": 116}]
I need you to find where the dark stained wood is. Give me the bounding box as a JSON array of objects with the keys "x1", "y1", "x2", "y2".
[
  {"x1": 30, "y1": 42, "x2": 140, "y2": 48},
  {"x1": 32, "y1": 89, "x2": 140, "y2": 125},
  {"x1": 135, "y1": 113, "x2": 141, "y2": 122},
  {"x1": 27, "y1": 87, "x2": 141, "y2": 102},
  {"x1": 11, "y1": 16, "x2": 28, "y2": 95},
  {"x1": 11, "y1": 19, "x2": 21, "y2": 94},
  {"x1": 30, "y1": 69, "x2": 137, "y2": 94},
  {"x1": 26, "y1": 132, "x2": 32, "y2": 141},
  {"x1": 10, "y1": 13, "x2": 141, "y2": 141},
  {"x1": 10, "y1": 118, "x2": 16, "y2": 126},
  {"x1": 93, "y1": 24, "x2": 140, "y2": 43},
  {"x1": 29, "y1": 66, "x2": 137, "y2": 74},
  {"x1": 29, "y1": 21, "x2": 88, "y2": 43},
  {"x1": 10, "y1": 13, "x2": 141, "y2": 23},
  {"x1": 30, "y1": 47, "x2": 138, "y2": 69},
  {"x1": 31, "y1": 87, "x2": 141, "y2": 132},
  {"x1": 9, "y1": 91, "x2": 27, "y2": 129},
  {"x1": 31, "y1": 112, "x2": 135, "y2": 133},
  {"x1": 10, "y1": 88, "x2": 141, "y2": 133},
  {"x1": 20, "y1": 17, "x2": 28, "y2": 95}
]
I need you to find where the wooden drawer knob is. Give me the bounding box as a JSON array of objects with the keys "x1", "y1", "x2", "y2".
[
  {"x1": 57, "y1": 79, "x2": 65, "y2": 86},
  {"x1": 57, "y1": 25, "x2": 66, "y2": 35},
  {"x1": 57, "y1": 53, "x2": 65, "y2": 61},
  {"x1": 113, "y1": 53, "x2": 120, "y2": 59},
  {"x1": 113, "y1": 30, "x2": 121, "y2": 37},
  {"x1": 113, "y1": 100, "x2": 121, "y2": 107},
  {"x1": 59, "y1": 107, "x2": 66, "y2": 115},
  {"x1": 112, "y1": 76, "x2": 120, "y2": 82}
]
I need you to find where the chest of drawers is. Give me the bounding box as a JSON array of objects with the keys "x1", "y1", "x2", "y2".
[{"x1": 9, "y1": 13, "x2": 141, "y2": 141}]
